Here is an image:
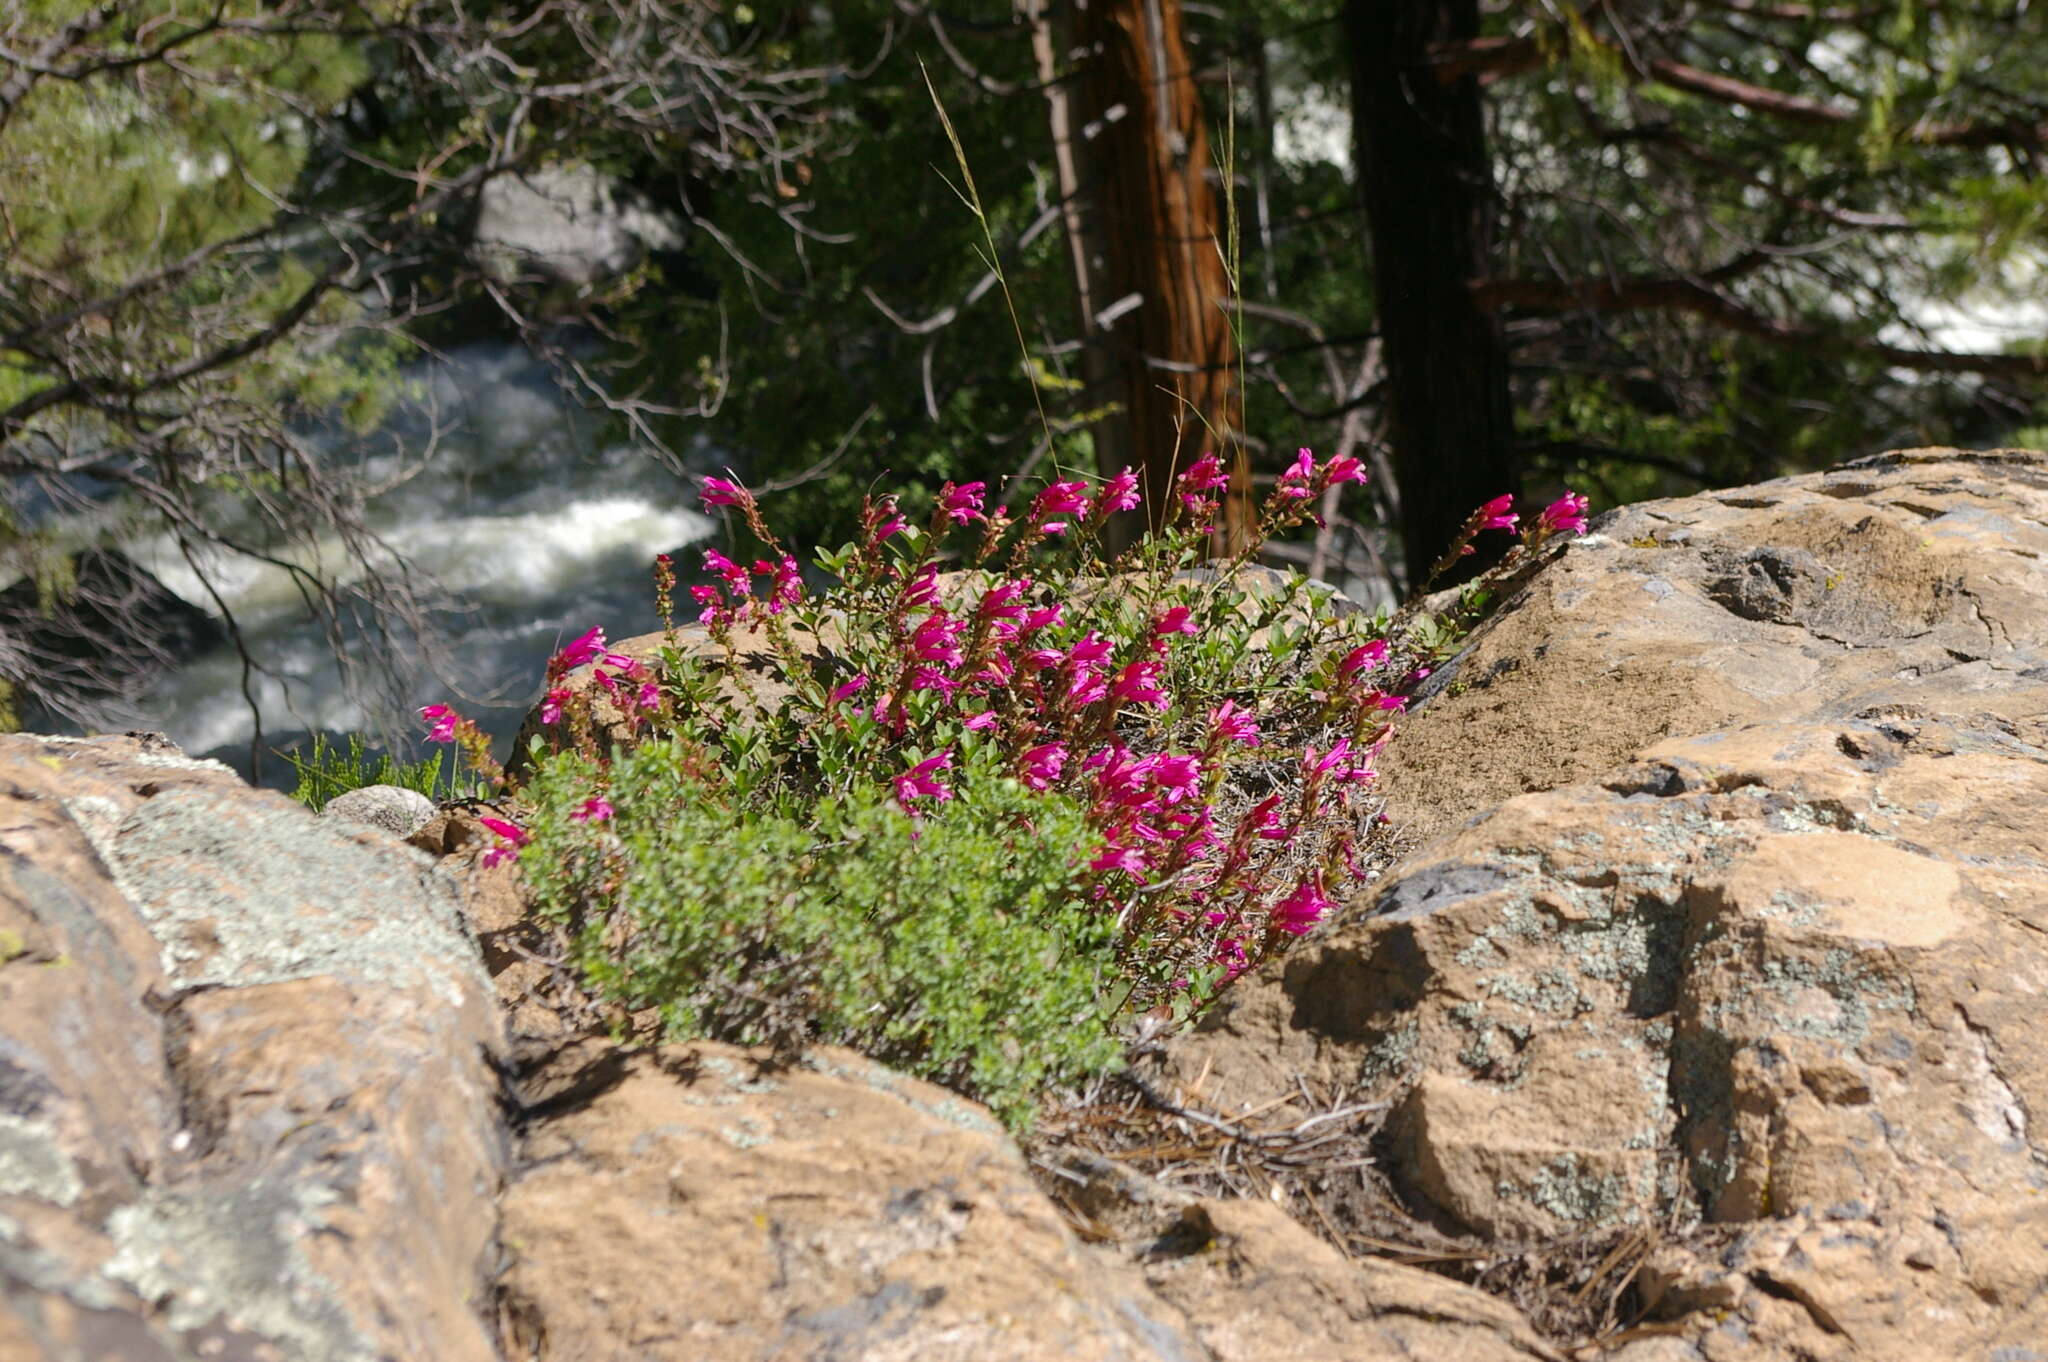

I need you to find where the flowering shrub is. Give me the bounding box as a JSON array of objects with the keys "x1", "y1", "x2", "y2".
[{"x1": 424, "y1": 454, "x2": 1588, "y2": 1125}]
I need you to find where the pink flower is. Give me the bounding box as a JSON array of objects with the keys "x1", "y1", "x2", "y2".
[
  {"x1": 902, "y1": 562, "x2": 941, "y2": 609},
  {"x1": 1537, "y1": 491, "x2": 1591, "y2": 537},
  {"x1": 571, "y1": 797, "x2": 614, "y2": 824},
  {"x1": 700, "y1": 475, "x2": 751, "y2": 510},
  {"x1": 1208, "y1": 700, "x2": 1260, "y2": 746},
  {"x1": 689, "y1": 584, "x2": 729, "y2": 625},
  {"x1": 830, "y1": 675, "x2": 869, "y2": 703},
  {"x1": 637, "y1": 681, "x2": 661, "y2": 712},
  {"x1": 1276, "y1": 447, "x2": 1316, "y2": 500},
  {"x1": 1096, "y1": 466, "x2": 1141, "y2": 515},
  {"x1": 1090, "y1": 841, "x2": 1148, "y2": 877},
  {"x1": 977, "y1": 578, "x2": 1029, "y2": 627},
  {"x1": 1272, "y1": 876, "x2": 1334, "y2": 936},
  {"x1": 539, "y1": 688, "x2": 570, "y2": 724},
  {"x1": 1068, "y1": 631, "x2": 1113, "y2": 666},
  {"x1": 1031, "y1": 480, "x2": 1092, "y2": 526},
  {"x1": 939, "y1": 481, "x2": 987, "y2": 524},
  {"x1": 1176, "y1": 452, "x2": 1230, "y2": 505},
  {"x1": 1337, "y1": 639, "x2": 1389, "y2": 684},
  {"x1": 972, "y1": 651, "x2": 1014, "y2": 687},
  {"x1": 1323, "y1": 454, "x2": 1367, "y2": 485},
  {"x1": 766, "y1": 555, "x2": 803, "y2": 613},
  {"x1": 894, "y1": 750, "x2": 954, "y2": 805},
  {"x1": 1150, "y1": 606, "x2": 1198, "y2": 641},
  {"x1": 1021, "y1": 742, "x2": 1066, "y2": 790},
  {"x1": 1084, "y1": 740, "x2": 1137, "y2": 782},
  {"x1": 1067, "y1": 665, "x2": 1108, "y2": 707},
  {"x1": 702, "y1": 549, "x2": 750, "y2": 596},
  {"x1": 556, "y1": 626, "x2": 609, "y2": 671},
  {"x1": 478, "y1": 815, "x2": 529, "y2": 870},
  {"x1": 1110, "y1": 660, "x2": 1167, "y2": 709},
  {"x1": 1244, "y1": 793, "x2": 1288, "y2": 841},
  {"x1": 1020, "y1": 604, "x2": 1063, "y2": 634},
  {"x1": 909, "y1": 666, "x2": 961, "y2": 697},
  {"x1": 867, "y1": 495, "x2": 907, "y2": 547},
  {"x1": 963, "y1": 710, "x2": 998, "y2": 731},
  {"x1": 420, "y1": 704, "x2": 460, "y2": 744},
  {"x1": 910, "y1": 611, "x2": 966, "y2": 668},
  {"x1": 1475, "y1": 493, "x2": 1519, "y2": 533},
  {"x1": 1303, "y1": 739, "x2": 1354, "y2": 779},
  {"x1": 1147, "y1": 753, "x2": 1201, "y2": 797}
]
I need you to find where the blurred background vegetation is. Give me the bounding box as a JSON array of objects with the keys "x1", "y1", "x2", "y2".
[{"x1": 3, "y1": 0, "x2": 2044, "y2": 754}]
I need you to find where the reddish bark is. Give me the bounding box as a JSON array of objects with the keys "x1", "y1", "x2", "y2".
[{"x1": 1071, "y1": 0, "x2": 1247, "y2": 548}]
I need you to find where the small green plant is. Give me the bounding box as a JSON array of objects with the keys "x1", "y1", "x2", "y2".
[
  {"x1": 282, "y1": 732, "x2": 452, "y2": 812},
  {"x1": 522, "y1": 739, "x2": 1120, "y2": 1128}
]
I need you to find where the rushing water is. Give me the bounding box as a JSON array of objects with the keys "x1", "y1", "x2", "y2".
[{"x1": 128, "y1": 343, "x2": 714, "y2": 783}]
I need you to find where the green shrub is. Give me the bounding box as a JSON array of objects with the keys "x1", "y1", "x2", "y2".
[{"x1": 521, "y1": 737, "x2": 1122, "y2": 1128}]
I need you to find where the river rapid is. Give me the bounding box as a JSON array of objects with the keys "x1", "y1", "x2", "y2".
[{"x1": 130, "y1": 343, "x2": 714, "y2": 785}]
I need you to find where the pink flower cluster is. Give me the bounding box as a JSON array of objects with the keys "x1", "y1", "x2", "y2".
[
  {"x1": 421, "y1": 456, "x2": 1590, "y2": 991},
  {"x1": 690, "y1": 551, "x2": 803, "y2": 629}
]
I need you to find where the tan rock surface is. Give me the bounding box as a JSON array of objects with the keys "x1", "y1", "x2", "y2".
[
  {"x1": 1166, "y1": 449, "x2": 2048, "y2": 1358},
  {"x1": 0, "y1": 732, "x2": 506, "y2": 1362},
  {"x1": 495, "y1": 1039, "x2": 1564, "y2": 1362}
]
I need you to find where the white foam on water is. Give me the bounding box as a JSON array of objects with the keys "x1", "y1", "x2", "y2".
[{"x1": 102, "y1": 343, "x2": 719, "y2": 766}]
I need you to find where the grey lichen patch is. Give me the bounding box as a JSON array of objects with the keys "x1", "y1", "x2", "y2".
[
  {"x1": 800, "y1": 1052, "x2": 1006, "y2": 1139},
  {"x1": 1759, "y1": 889, "x2": 1825, "y2": 929},
  {"x1": 0, "y1": 1113, "x2": 83, "y2": 1207},
  {"x1": 1455, "y1": 936, "x2": 1507, "y2": 970},
  {"x1": 0, "y1": 1225, "x2": 128, "y2": 1312},
  {"x1": 719, "y1": 1117, "x2": 771, "y2": 1150},
  {"x1": 1760, "y1": 794, "x2": 1867, "y2": 835},
  {"x1": 1500, "y1": 1153, "x2": 1641, "y2": 1226},
  {"x1": 1357, "y1": 1022, "x2": 1420, "y2": 1090},
  {"x1": 104, "y1": 1178, "x2": 370, "y2": 1362},
  {"x1": 1749, "y1": 948, "x2": 1916, "y2": 1047},
  {"x1": 701, "y1": 1054, "x2": 783, "y2": 1096},
  {"x1": 1372, "y1": 861, "x2": 1522, "y2": 924},
  {"x1": 101, "y1": 789, "x2": 487, "y2": 1006},
  {"x1": 1451, "y1": 1002, "x2": 1526, "y2": 1081},
  {"x1": 1483, "y1": 965, "x2": 1588, "y2": 1017}
]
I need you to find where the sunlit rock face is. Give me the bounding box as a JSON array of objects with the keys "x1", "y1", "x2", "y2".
[
  {"x1": 0, "y1": 731, "x2": 505, "y2": 1362},
  {"x1": 1166, "y1": 448, "x2": 2048, "y2": 1359}
]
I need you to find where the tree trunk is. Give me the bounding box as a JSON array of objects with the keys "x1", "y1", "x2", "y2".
[
  {"x1": 1027, "y1": 0, "x2": 1133, "y2": 492},
  {"x1": 1069, "y1": 0, "x2": 1248, "y2": 549},
  {"x1": 1345, "y1": 0, "x2": 1518, "y2": 587}
]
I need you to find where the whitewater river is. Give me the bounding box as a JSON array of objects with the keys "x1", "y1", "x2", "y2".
[{"x1": 130, "y1": 344, "x2": 715, "y2": 784}]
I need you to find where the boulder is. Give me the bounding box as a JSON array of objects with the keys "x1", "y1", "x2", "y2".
[
  {"x1": 1164, "y1": 448, "x2": 2048, "y2": 1358},
  {"x1": 0, "y1": 732, "x2": 506, "y2": 1362},
  {"x1": 494, "y1": 1038, "x2": 1560, "y2": 1362},
  {"x1": 472, "y1": 164, "x2": 685, "y2": 291},
  {"x1": 321, "y1": 783, "x2": 438, "y2": 838}
]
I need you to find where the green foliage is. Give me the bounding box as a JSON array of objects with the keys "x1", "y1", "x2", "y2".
[
  {"x1": 520, "y1": 740, "x2": 1122, "y2": 1129},
  {"x1": 283, "y1": 733, "x2": 451, "y2": 812}
]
